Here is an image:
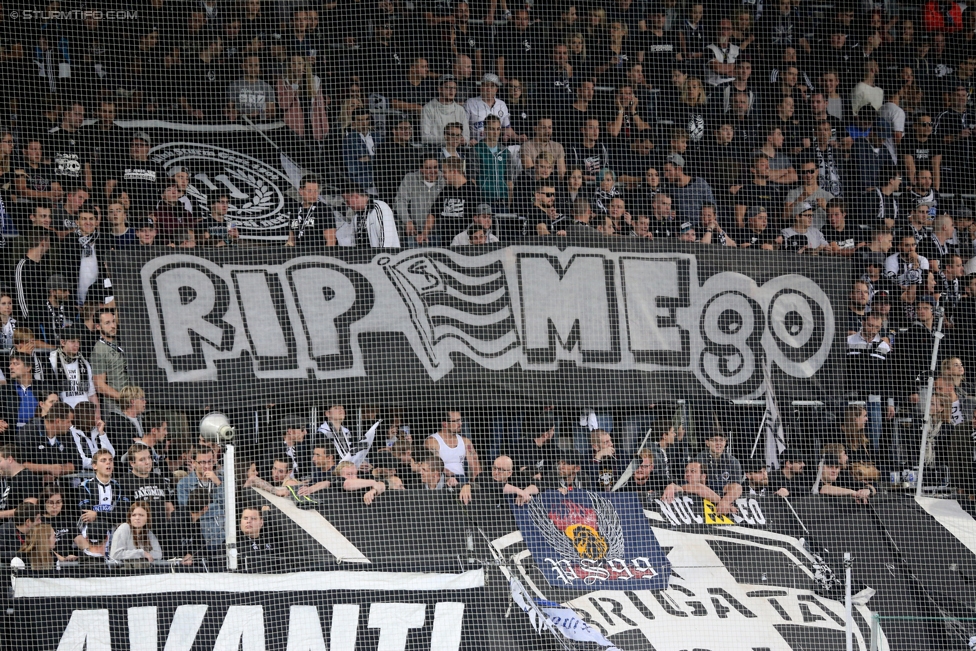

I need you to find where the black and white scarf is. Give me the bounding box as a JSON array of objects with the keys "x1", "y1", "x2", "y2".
[
  {"x1": 77, "y1": 229, "x2": 98, "y2": 258},
  {"x1": 46, "y1": 301, "x2": 71, "y2": 340},
  {"x1": 814, "y1": 145, "x2": 843, "y2": 196},
  {"x1": 70, "y1": 425, "x2": 116, "y2": 470},
  {"x1": 52, "y1": 349, "x2": 90, "y2": 396},
  {"x1": 318, "y1": 419, "x2": 377, "y2": 467},
  {"x1": 290, "y1": 203, "x2": 319, "y2": 240},
  {"x1": 98, "y1": 336, "x2": 127, "y2": 375},
  {"x1": 0, "y1": 316, "x2": 15, "y2": 350}
]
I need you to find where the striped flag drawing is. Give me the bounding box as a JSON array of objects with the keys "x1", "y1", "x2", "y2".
[{"x1": 383, "y1": 252, "x2": 520, "y2": 369}]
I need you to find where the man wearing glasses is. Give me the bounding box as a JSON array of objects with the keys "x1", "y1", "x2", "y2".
[
  {"x1": 529, "y1": 182, "x2": 567, "y2": 237},
  {"x1": 785, "y1": 159, "x2": 834, "y2": 227},
  {"x1": 422, "y1": 75, "x2": 472, "y2": 146},
  {"x1": 439, "y1": 123, "x2": 468, "y2": 163}
]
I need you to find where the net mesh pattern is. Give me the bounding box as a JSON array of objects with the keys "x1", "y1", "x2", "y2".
[{"x1": 0, "y1": 1, "x2": 975, "y2": 649}]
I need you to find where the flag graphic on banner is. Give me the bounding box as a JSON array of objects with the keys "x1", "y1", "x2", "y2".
[
  {"x1": 512, "y1": 490, "x2": 671, "y2": 590},
  {"x1": 383, "y1": 252, "x2": 521, "y2": 368}
]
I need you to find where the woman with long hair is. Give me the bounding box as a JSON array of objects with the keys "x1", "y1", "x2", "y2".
[
  {"x1": 941, "y1": 356, "x2": 966, "y2": 389},
  {"x1": 584, "y1": 7, "x2": 608, "y2": 47},
  {"x1": 18, "y1": 524, "x2": 76, "y2": 570},
  {"x1": 839, "y1": 405, "x2": 880, "y2": 483},
  {"x1": 819, "y1": 70, "x2": 846, "y2": 122},
  {"x1": 938, "y1": 357, "x2": 966, "y2": 424},
  {"x1": 664, "y1": 77, "x2": 708, "y2": 147},
  {"x1": 109, "y1": 502, "x2": 162, "y2": 562},
  {"x1": 40, "y1": 487, "x2": 75, "y2": 558},
  {"x1": 277, "y1": 55, "x2": 329, "y2": 168},
  {"x1": 565, "y1": 32, "x2": 593, "y2": 83},
  {"x1": 937, "y1": 357, "x2": 971, "y2": 493},
  {"x1": 557, "y1": 167, "x2": 585, "y2": 217},
  {"x1": 904, "y1": 393, "x2": 953, "y2": 487}
]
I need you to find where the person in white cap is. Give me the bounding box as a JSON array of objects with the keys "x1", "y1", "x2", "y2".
[
  {"x1": 781, "y1": 202, "x2": 828, "y2": 253},
  {"x1": 465, "y1": 74, "x2": 516, "y2": 143},
  {"x1": 451, "y1": 204, "x2": 500, "y2": 245}
]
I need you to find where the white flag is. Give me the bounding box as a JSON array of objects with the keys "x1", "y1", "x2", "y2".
[
  {"x1": 348, "y1": 420, "x2": 380, "y2": 468},
  {"x1": 540, "y1": 606, "x2": 622, "y2": 650},
  {"x1": 509, "y1": 577, "x2": 623, "y2": 651}
]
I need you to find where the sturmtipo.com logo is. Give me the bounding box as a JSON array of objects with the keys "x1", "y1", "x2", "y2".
[{"x1": 10, "y1": 9, "x2": 139, "y2": 20}]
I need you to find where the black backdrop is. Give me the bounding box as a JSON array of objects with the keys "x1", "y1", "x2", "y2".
[{"x1": 8, "y1": 494, "x2": 976, "y2": 651}]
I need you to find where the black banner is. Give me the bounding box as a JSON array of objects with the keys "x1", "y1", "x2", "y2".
[
  {"x1": 496, "y1": 494, "x2": 976, "y2": 651},
  {"x1": 9, "y1": 494, "x2": 976, "y2": 651},
  {"x1": 118, "y1": 121, "x2": 305, "y2": 237},
  {"x1": 112, "y1": 242, "x2": 848, "y2": 409}
]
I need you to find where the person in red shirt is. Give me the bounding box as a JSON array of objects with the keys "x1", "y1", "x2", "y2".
[
  {"x1": 152, "y1": 182, "x2": 201, "y2": 248},
  {"x1": 923, "y1": 0, "x2": 963, "y2": 33}
]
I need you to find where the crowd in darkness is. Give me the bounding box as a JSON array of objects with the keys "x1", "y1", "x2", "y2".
[{"x1": 0, "y1": 0, "x2": 975, "y2": 570}]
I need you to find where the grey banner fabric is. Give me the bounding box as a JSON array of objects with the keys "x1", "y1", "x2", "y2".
[{"x1": 112, "y1": 243, "x2": 848, "y2": 409}]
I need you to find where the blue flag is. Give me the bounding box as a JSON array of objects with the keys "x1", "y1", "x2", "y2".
[{"x1": 512, "y1": 490, "x2": 671, "y2": 590}]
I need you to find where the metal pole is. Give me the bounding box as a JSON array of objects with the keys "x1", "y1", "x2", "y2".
[
  {"x1": 845, "y1": 552, "x2": 853, "y2": 651},
  {"x1": 750, "y1": 408, "x2": 768, "y2": 459},
  {"x1": 224, "y1": 443, "x2": 238, "y2": 570},
  {"x1": 915, "y1": 315, "x2": 945, "y2": 498},
  {"x1": 241, "y1": 114, "x2": 282, "y2": 150}
]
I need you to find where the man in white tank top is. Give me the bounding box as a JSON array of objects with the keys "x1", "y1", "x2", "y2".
[{"x1": 425, "y1": 410, "x2": 481, "y2": 486}]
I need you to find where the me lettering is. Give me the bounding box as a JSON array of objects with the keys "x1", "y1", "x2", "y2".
[{"x1": 519, "y1": 254, "x2": 619, "y2": 365}]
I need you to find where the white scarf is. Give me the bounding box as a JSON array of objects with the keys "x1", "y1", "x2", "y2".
[
  {"x1": 360, "y1": 132, "x2": 376, "y2": 157},
  {"x1": 365, "y1": 200, "x2": 401, "y2": 248},
  {"x1": 70, "y1": 425, "x2": 116, "y2": 470}
]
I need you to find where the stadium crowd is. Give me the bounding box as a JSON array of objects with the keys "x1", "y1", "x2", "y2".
[{"x1": 0, "y1": 0, "x2": 975, "y2": 569}]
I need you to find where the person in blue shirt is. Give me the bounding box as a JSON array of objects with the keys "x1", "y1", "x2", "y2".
[
  {"x1": 0, "y1": 353, "x2": 55, "y2": 432},
  {"x1": 176, "y1": 447, "x2": 225, "y2": 558}
]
